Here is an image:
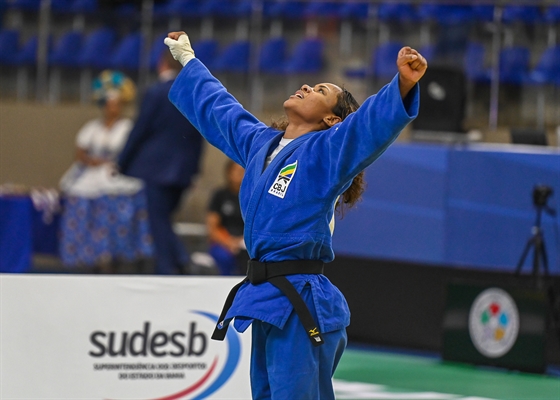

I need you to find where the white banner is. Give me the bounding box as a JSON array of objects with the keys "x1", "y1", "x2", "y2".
[{"x1": 0, "y1": 274, "x2": 251, "y2": 399}]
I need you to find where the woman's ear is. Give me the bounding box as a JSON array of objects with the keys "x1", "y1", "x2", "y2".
[{"x1": 323, "y1": 114, "x2": 342, "y2": 127}]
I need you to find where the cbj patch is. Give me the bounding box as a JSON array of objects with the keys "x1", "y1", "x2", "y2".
[{"x1": 268, "y1": 161, "x2": 298, "y2": 199}]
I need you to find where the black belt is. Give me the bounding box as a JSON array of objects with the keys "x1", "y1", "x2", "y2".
[{"x1": 211, "y1": 259, "x2": 325, "y2": 347}]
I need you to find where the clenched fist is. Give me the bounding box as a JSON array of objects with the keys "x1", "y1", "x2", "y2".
[
  {"x1": 164, "y1": 31, "x2": 195, "y2": 66},
  {"x1": 396, "y1": 47, "x2": 428, "y2": 99}
]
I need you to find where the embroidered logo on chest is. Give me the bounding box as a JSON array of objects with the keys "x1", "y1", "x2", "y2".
[{"x1": 268, "y1": 161, "x2": 298, "y2": 199}]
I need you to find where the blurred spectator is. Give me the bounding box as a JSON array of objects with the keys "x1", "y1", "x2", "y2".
[
  {"x1": 118, "y1": 51, "x2": 203, "y2": 275},
  {"x1": 59, "y1": 70, "x2": 153, "y2": 272},
  {"x1": 207, "y1": 160, "x2": 248, "y2": 275}
]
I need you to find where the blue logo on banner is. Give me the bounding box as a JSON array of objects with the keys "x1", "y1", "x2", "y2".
[
  {"x1": 190, "y1": 310, "x2": 241, "y2": 399},
  {"x1": 133, "y1": 311, "x2": 242, "y2": 400}
]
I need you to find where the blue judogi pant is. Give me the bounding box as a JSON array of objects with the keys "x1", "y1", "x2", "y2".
[{"x1": 249, "y1": 285, "x2": 347, "y2": 400}]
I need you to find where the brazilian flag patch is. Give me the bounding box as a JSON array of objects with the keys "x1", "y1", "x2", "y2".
[{"x1": 268, "y1": 161, "x2": 298, "y2": 199}]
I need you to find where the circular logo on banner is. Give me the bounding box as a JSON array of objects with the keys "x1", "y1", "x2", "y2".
[{"x1": 468, "y1": 288, "x2": 519, "y2": 358}]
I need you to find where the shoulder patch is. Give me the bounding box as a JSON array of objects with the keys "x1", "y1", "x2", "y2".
[{"x1": 268, "y1": 161, "x2": 298, "y2": 199}]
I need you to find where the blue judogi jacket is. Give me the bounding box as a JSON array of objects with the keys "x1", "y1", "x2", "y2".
[{"x1": 169, "y1": 59, "x2": 419, "y2": 334}]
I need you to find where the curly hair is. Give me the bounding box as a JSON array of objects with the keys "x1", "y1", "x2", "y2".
[{"x1": 271, "y1": 87, "x2": 365, "y2": 215}]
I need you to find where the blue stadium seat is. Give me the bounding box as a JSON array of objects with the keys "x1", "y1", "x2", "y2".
[
  {"x1": 149, "y1": 33, "x2": 167, "y2": 71},
  {"x1": 471, "y1": 4, "x2": 495, "y2": 22},
  {"x1": 10, "y1": 34, "x2": 52, "y2": 66},
  {"x1": 0, "y1": 29, "x2": 20, "y2": 65},
  {"x1": 152, "y1": 1, "x2": 169, "y2": 18},
  {"x1": 193, "y1": 39, "x2": 218, "y2": 69},
  {"x1": 155, "y1": 1, "x2": 247, "y2": 34},
  {"x1": 259, "y1": 37, "x2": 287, "y2": 74},
  {"x1": 114, "y1": 2, "x2": 138, "y2": 19},
  {"x1": 77, "y1": 27, "x2": 116, "y2": 70},
  {"x1": 502, "y1": 5, "x2": 542, "y2": 24},
  {"x1": 197, "y1": 0, "x2": 224, "y2": 17},
  {"x1": 213, "y1": 0, "x2": 253, "y2": 18},
  {"x1": 544, "y1": 6, "x2": 560, "y2": 23},
  {"x1": 213, "y1": 40, "x2": 251, "y2": 73},
  {"x1": 52, "y1": 0, "x2": 97, "y2": 14},
  {"x1": 263, "y1": 1, "x2": 306, "y2": 20},
  {"x1": 70, "y1": 0, "x2": 97, "y2": 13},
  {"x1": 417, "y1": 4, "x2": 473, "y2": 25},
  {"x1": 111, "y1": 32, "x2": 142, "y2": 71},
  {"x1": 155, "y1": 0, "x2": 201, "y2": 19},
  {"x1": 49, "y1": 30, "x2": 82, "y2": 68},
  {"x1": 418, "y1": 44, "x2": 436, "y2": 62},
  {"x1": 377, "y1": 3, "x2": 417, "y2": 23},
  {"x1": 344, "y1": 41, "x2": 402, "y2": 80},
  {"x1": 51, "y1": 0, "x2": 74, "y2": 13},
  {"x1": 304, "y1": 1, "x2": 340, "y2": 19},
  {"x1": 499, "y1": 46, "x2": 530, "y2": 85},
  {"x1": 283, "y1": 37, "x2": 323, "y2": 74},
  {"x1": 234, "y1": 0, "x2": 253, "y2": 18},
  {"x1": 184, "y1": 0, "x2": 253, "y2": 19},
  {"x1": 0, "y1": 2, "x2": 5, "y2": 29},
  {"x1": 6, "y1": 0, "x2": 40, "y2": 12},
  {"x1": 464, "y1": 43, "x2": 530, "y2": 85},
  {"x1": 463, "y1": 42, "x2": 490, "y2": 84},
  {"x1": 13, "y1": 35, "x2": 39, "y2": 66},
  {"x1": 422, "y1": 6, "x2": 472, "y2": 59},
  {"x1": 47, "y1": 0, "x2": 97, "y2": 14},
  {"x1": 338, "y1": 1, "x2": 369, "y2": 20},
  {"x1": 527, "y1": 45, "x2": 560, "y2": 85},
  {"x1": 372, "y1": 41, "x2": 402, "y2": 80}
]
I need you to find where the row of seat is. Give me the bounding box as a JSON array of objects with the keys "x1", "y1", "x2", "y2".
[
  {"x1": 345, "y1": 40, "x2": 560, "y2": 86},
  {"x1": 2, "y1": 25, "x2": 559, "y2": 88},
  {"x1": 0, "y1": 28, "x2": 325, "y2": 73},
  {"x1": 464, "y1": 42, "x2": 560, "y2": 86},
  {"x1": 4, "y1": 1, "x2": 560, "y2": 25}
]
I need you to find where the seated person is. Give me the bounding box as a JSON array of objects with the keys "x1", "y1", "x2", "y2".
[
  {"x1": 58, "y1": 70, "x2": 153, "y2": 271},
  {"x1": 207, "y1": 160, "x2": 248, "y2": 275}
]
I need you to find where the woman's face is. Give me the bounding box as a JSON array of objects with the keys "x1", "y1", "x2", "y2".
[
  {"x1": 284, "y1": 83, "x2": 342, "y2": 126},
  {"x1": 103, "y1": 94, "x2": 123, "y2": 119}
]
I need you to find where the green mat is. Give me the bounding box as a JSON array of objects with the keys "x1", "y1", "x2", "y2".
[{"x1": 333, "y1": 349, "x2": 560, "y2": 400}]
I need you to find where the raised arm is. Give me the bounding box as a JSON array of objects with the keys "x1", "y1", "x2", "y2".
[
  {"x1": 321, "y1": 47, "x2": 426, "y2": 188},
  {"x1": 165, "y1": 32, "x2": 269, "y2": 167}
]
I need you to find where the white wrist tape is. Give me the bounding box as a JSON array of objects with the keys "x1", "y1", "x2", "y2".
[{"x1": 164, "y1": 34, "x2": 195, "y2": 66}]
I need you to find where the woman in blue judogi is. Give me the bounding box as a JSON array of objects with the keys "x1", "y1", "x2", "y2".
[{"x1": 165, "y1": 32, "x2": 427, "y2": 399}]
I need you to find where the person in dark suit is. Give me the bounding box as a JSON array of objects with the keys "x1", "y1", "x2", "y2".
[{"x1": 118, "y1": 51, "x2": 203, "y2": 275}]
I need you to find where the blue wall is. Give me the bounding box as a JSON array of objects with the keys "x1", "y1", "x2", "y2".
[{"x1": 333, "y1": 143, "x2": 560, "y2": 274}]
